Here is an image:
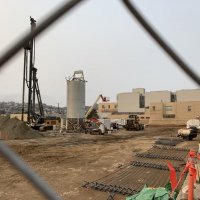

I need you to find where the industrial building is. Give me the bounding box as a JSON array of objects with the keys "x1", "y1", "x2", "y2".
[
  {"x1": 145, "y1": 90, "x2": 172, "y2": 108},
  {"x1": 97, "y1": 102, "x2": 118, "y2": 119},
  {"x1": 176, "y1": 89, "x2": 200, "y2": 102},
  {"x1": 117, "y1": 88, "x2": 145, "y2": 113},
  {"x1": 117, "y1": 88, "x2": 200, "y2": 112},
  {"x1": 98, "y1": 102, "x2": 117, "y2": 113},
  {"x1": 149, "y1": 101, "x2": 200, "y2": 125},
  {"x1": 98, "y1": 88, "x2": 200, "y2": 125}
]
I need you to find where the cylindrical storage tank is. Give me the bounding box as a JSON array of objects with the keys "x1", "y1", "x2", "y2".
[{"x1": 66, "y1": 70, "x2": 86, "y2": 131}]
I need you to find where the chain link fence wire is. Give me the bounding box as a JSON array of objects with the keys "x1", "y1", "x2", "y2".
[
  {"x1": 0, "y1": 0, "x2": 85, "y2": 69},
  {"x1": 0, "y1": 0, "x2": 199, "y2": 199},
  {"x1": 0, "y1": 141, "x2": 61, "y2": 200},
  {"x1": 122, "y1": 0, "x2": 200, "y2": 86}
]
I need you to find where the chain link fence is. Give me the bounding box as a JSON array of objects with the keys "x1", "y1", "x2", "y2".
[{"x1": 0, "y1": 0, "x2": 199, "y2": 199}]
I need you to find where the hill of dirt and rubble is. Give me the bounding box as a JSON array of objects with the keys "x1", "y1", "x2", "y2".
[{"x1": 0, "y1": 116, "x2": 42, "y2": 140}]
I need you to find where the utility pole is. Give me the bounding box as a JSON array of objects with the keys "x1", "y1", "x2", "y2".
[{"x1": 58, "y1": 103, "x2": 60, "y2": 114}]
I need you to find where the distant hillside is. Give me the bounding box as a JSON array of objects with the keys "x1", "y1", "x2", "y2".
[
  {"x1": 0, "y1": 102, "x2": 93, "y2": 117},
  {"x1": 0, "y1": 101, "x2": 66, "y2": 116}
]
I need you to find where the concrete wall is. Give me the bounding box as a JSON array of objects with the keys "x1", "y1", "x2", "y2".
[
  {"x1": 132, "y1": 88, "x2": 145, "y2": 94},
  {"x1": 145, "y1": 91, "x2": 171, "y2": 107},
  {"x1": 149, "y1": 102, "x2": 164, "y2": 120},
  {"x1": 176, "y1": 89, "x2": 200, "y2": 102},
  {"x1": 149, "y1": 101, "x2": 200, "y2": 125},
  {"x1": 176, "y1": 101, "x2": 200, "y2": 120},
  {"x1": 117, "y1": 92, "x2": 145, "y2": 113}
]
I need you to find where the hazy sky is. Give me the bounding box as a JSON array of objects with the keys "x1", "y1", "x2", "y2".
[{"x1": 0, "y1": 0, "x2": 199, "y2": 107}]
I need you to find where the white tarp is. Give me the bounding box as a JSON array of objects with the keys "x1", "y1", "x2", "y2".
[
  {"x1": 98, "y1": 119, "x2": 111, "y2": 130},
  {"x1": 186, "y1": 119, "x2": 200, "y2": 129}
]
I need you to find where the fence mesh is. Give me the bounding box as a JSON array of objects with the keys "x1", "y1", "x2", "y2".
[{"x1": 0, "y1": 0, "x2": 199, "y2": 199}]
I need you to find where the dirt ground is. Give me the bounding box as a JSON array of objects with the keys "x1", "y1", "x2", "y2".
[{"x1": 0, "y1": 126, "x2": 199, "y2": 200}]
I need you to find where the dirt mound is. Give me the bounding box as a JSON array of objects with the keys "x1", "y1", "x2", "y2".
[{"x1": 0, "y1": 116, "x2": 42, "y2": 140}]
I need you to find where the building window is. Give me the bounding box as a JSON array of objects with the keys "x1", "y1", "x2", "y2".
[
  {"x1": 163, "y1": 114, "x2": 175, "y2": 118},
  {"x1": 115, "y1": 105, "x2": 117, "y2": 109},
  {"x1": 164, "y1": 106, "x2": 173, "y2": 111},
  {"x1": 108, "y1": 105, "x2": 110, "y2": 109},
  {"x1": 152, "y1": 106, "x2": 155, "y2": 111},
  {"x1": 188, "y1": 106, "x2": 192, "y2": 112},
  {"x1": 102, "y1": 105, "x2": 105, "y2": 109},
  {"x1": 51, "y1": 120, "x2": 56, "y2": 125}
]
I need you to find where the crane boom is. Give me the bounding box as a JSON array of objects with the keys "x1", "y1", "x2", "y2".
[{"x1": 85, "y1": 94, "x2": 108, "y2": 119}]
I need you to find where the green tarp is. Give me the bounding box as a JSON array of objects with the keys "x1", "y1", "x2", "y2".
[{"x1": 126, "y1": 185, "x2": 171, "y2": 200}]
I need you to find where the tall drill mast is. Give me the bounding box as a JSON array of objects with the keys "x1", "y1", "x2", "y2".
[{"x1": 21, "y1": 17, "x2": 44, "y2": 124}]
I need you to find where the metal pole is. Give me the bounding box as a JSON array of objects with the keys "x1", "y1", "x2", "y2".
[
  {"x1": 0, "y1": 0, "x2": 86, "y2": 69},
  {"x1": 32, "y1": 67, "x2": 36, "y2": 113},
  {"x1": 27, "y1": 18, "x2": 36, "y2": 123},
  {"x1": 21, "y1": 49, "x2": 27, "y2": 121},
  {"x1": 0, "y1": 141, "x2": 61, "y2": 200}
]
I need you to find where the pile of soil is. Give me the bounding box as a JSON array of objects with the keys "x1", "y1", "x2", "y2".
[{"x1": 0, "y1": 116, "x2": 42, "y2": 140}]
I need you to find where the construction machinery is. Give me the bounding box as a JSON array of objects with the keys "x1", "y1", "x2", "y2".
[
  {"x1": 125, "y1": 114, "x2": 144, "y2": 131},
  {"x1": 85, "y1": 94, "x2": 109, "y2": 119},
  {"x1": 21, "y1": 17, "x2": 45, "y2": 130},
  {"x1": 84, "y1": 119, "x2": 106, "y2": 135},
  {"x1": 84, "y1": 94, "x2": 109, "y2": 134}
]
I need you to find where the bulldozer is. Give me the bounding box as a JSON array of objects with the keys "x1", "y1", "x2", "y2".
[{"x1": 125, "y1": 115, "x2": 144, "y2": 131}]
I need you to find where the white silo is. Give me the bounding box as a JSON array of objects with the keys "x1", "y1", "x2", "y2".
[{"x1": 66, "y1": 70, "x2": 86, "y2": 131}]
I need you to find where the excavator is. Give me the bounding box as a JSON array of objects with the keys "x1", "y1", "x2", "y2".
[{"x1": 84, "y1": 94, "x2": 109, "y2": 134}]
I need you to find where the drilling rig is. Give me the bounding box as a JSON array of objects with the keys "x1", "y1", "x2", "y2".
[{"x1": 21, "y1": 17, "x2": 45, "y2": 130}]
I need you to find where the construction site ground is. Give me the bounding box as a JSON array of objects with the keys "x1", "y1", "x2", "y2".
[{"x1": 0, "y1": 126, "x2": 199, "y2": 200}]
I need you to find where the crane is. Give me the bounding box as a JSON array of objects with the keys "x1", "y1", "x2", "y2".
[{"x1": 85, "y1": 94, "x2": 109, "y2": 119}]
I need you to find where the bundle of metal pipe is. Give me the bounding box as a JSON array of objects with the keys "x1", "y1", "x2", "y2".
[{"x1": 83, "y1": 145, "x2": 189, "y2": 197}]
